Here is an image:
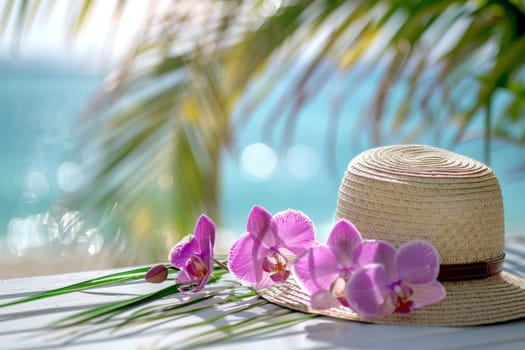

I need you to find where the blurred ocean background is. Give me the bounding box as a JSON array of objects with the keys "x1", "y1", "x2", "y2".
[{"x1": 1, "y1": 59, "x2": 524, "y2": 260}]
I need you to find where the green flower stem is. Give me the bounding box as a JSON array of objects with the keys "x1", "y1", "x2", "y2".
[{"x1": 213, "y1": 258, "x2": 229, "y2": 271}]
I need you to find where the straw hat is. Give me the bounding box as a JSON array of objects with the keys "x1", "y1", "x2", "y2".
[{"x1": 260, "y1": 144, "x2": 525, "y2": 326}]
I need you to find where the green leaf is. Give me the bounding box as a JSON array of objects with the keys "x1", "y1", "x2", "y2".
[
  {"x1": 0, "y1": 266, "x2": 156, "y2": 308},
  {"x1": 51, "y1": 283, "x2": 180, "y2": 328},
  {"x1": 71, "y1": 0, "x2": 94, "y2": 36},
  {"x1": 113, "y1": 291, "x2": 225, "y2": 329},
  {"x1": 51, "y1": 269, "x2": 228, "y2": 328},
  {"x1": 21, "y1": 0, "x2": 42, "y2": 35},
  {"x1": 0, "y1": 0, "x2": 16, "y2": 36}
]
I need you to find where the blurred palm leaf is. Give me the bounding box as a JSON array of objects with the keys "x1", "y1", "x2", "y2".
[{"x1": 2, "y1": 0, "x2": 525, "y2": 263}]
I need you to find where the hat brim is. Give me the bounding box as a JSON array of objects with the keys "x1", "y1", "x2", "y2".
[{"x1": 259, "y1": 271, "x2": 525, "y2": 326}]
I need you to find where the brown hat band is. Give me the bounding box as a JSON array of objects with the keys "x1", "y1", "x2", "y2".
[{"x1": 438, "y1": 254, "x2": 505, "y2": 282}]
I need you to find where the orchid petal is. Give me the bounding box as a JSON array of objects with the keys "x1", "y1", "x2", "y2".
[
  {"x1": 326, "y1": 219, "x2": 362, "y2": 268},
  {"x1": 246, "y1": 205, "x2": 274, "y2": 246},
  {"x1": 271, "y1": 209, "x2": 315, "y2": 254},
  {"x1": 181, "y1": 258, "x2": 208, "y2": 293},
  {"x1": 175, "y1": 269, "x2": 193, "y2": 291},
  {"x1": 194, "y1": 226, "x2": 214, "y2": 292},
  {"x1": 353, "y1": 240, "x2": 397, "y2": 281},
  {"x1": 293, "y1": 246, "x2": 339, "y2": 295},
  {"x1": 311, "y1": 290, "x2": 341, "y2": 310},
  {"x1": 396, "y1": 240, "x2": 440, "y2": 284},
  {"x1": 194, "y1": 270, "x2": 212, "y2": 293},
  {"x1": 228, "y1": 232, "x2": 272, "y2": 289},
  {"x1": 193, "y1": 214, "x2": 216, "y2": 251},
  {"x1": 185, "y1": 256, "x2": 205, "y2": 278},
  {"x1": 410, "y1": 281, "x2": 446, "y2": 308},
  {"x1": 251, "y1": 276, "x2": 273, "y2": 289},
  {"x1": 346, "y1": 264, "x2": 389, "y2": 318},
  {"x1": 269, "y1": 270, "x2": 290, "y2": 284},
  {"x1": 206, "y1": 237, "x2": 214, "y2": 275},
  {"x1": 169, "y1": 236, "x2": 199, "y2": 268},
  {"x1": 169, "y1": 215, "x2": 215, "y2": 269}
]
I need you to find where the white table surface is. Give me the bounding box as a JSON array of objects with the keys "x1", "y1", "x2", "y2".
[{"x1": 2, "y1": 237, "x2": 525, "y2": 350}]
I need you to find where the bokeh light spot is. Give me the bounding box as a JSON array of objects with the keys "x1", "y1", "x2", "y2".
[
  {"x1": 57, "y1": 161, "x2": 84, "y2": 193},
  {"x1": 23, "y1": 170, "x2": 50, "y2": 202},
  {"x1": 240, "y1": 143, "x2": 278, "y2": 181},
  {"x1": 285, "y1": 144, "x2": 320, "y2": 181},
  {"x1": 86, "y1": 228, "x2": 104, "y2": 255}
]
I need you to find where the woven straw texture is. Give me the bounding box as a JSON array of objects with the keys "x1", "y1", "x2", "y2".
[
  {"x1": 260, "y1": 144, "x2": 525, "y2": 326},
  {"x1": 337, "y1": 144, "x2": 504, "y2": 264}
]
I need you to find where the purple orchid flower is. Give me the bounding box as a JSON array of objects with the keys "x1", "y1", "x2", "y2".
[
  {"x1": 346, "y1": 240, "x2": 446, "y2": 318},
  {"x1": 169, "y1": 214, "x2": 215, "y2": 293},
  {"x1": 228, "y1": 205, "x2": 316, "y2": 289},
  {"x1": 293, "y1": 219, "x2": 363, "y2": 309}
]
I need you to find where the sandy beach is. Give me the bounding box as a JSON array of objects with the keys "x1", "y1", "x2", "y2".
[{"x1": 0, "y1": 250, "x2": 123, "y2": 279}]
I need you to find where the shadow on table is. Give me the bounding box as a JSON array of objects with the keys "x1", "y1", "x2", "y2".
[
  {"x1": 2, "y1": 283, "x2": 295, "y2": 350},
  {"x1": 301, "y1": 318, "x2": 525, "y2": 350},
  {"x1": 4, "y1": 293, "x2": 525, "y2": 350}
]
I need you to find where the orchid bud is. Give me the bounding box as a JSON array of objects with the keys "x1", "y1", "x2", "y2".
[{"x1": 145, "y1": 264, "x2": 169, "y2": 283}]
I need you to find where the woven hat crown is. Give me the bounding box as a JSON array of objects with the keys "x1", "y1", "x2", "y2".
[{"x1": 336, "y1": 144, "x2": 505, "y2": 265}]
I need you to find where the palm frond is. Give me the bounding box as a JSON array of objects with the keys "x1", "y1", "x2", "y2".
[
  {"x1": 0, "y1": 265, "x2": 154, "y2": 308},
  {"x1": 3, "y1": 0, "x2": 525, "y2": 263},
  {"x1": 1, "y1": 261, "x2": 312, "y2": 348}
]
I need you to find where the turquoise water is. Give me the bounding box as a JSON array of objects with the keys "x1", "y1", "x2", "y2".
[
  {"x1": 0, "y1": 63, "x2": 100, "y2": 232},
  {"x1": 0, "y1": 62, "x2": 523, "y2": 256}
]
